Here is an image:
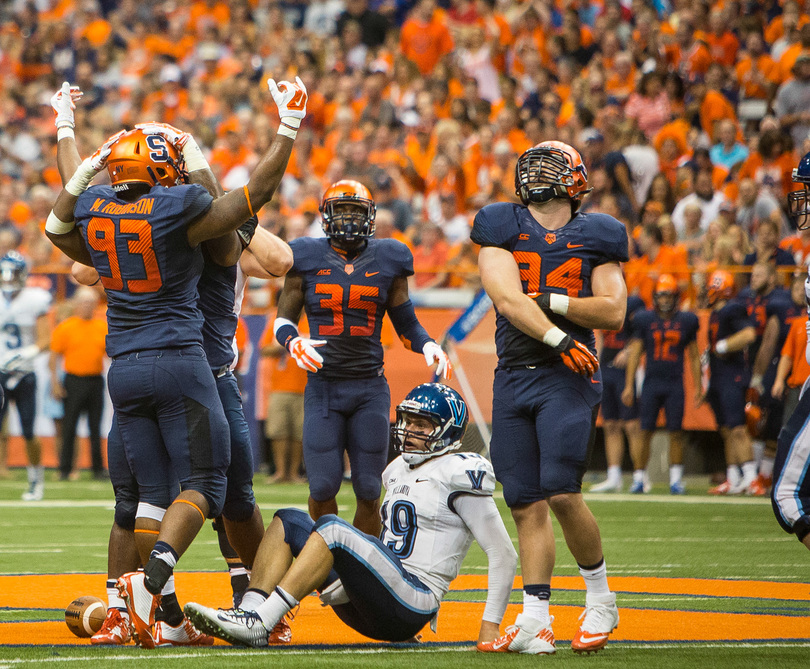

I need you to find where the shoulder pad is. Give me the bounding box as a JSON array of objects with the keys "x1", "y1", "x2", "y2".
[
  {"x1": 470, "y1": 203, "x2": 522, "y2": 249},
  {"x1": 442, "y1": 453, "x2": 496, "y2": 496}
]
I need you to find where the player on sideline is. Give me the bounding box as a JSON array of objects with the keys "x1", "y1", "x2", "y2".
[
  {"x1": 703, "y1": 270, "x2": 758, "y2": 495},
  {"x1": 772, "y1": 151, "x2": 810, "y2": 550},
  {"x1": 45, "y1": 76, "x2": 306, "y2": 648},
  {"x1": 273, "y1": 180, "x2": 451, "y2": 537},
  {"x1": 471, "y1": 141, "x2": 626, "y2": 655},
  {"x1": 0, "y1": 251, "x2": 51, "y2": 500},
  {"x1": 621, "y1": 274, "x2": 702, "y2": 494},
  {"x1": 590, "y1": 294, "x2": 646, "y2": 493},
  {"x1": 184, "y1": 384, "x2": 518, "y2": 648}
]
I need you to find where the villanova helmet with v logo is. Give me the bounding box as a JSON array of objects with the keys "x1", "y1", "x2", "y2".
[{"x1": 393, "y1": 383, "x2": 469, "y2": 466}]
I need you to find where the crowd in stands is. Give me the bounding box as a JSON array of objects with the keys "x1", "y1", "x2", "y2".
[{"x1": 2, "y1": 0, "x2": 810, "y2": 306}]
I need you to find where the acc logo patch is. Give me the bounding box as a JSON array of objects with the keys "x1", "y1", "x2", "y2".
[
  {"x1": 317, "y1": 269, "x2": 331, "y2": 276},
  {"x1": 544, "y1": 233, "x2": 556, "y2": 244},
  {"x1": 518, "y1": 233, "x2": 530, "y2": 240}
]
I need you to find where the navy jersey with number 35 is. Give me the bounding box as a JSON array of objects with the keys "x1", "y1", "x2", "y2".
[
  {"x1": 471, "y1": 204, "x2": 629, "y2": 367},
  {"x1": 73, "y1": 183, "x2": 213, "y2": 357},
  {"x1": 290, "y1": 237, "x2": 413, "y2": 378}
]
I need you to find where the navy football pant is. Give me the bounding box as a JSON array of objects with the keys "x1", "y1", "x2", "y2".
[
  {"x1": 107, "y1": 346, "x2": 230, "y2": 518},
  {"x1": 302, "y1": 375, "x2": 390, "y2": 502},
  {"x1": 217, "y1": 372, "x2": 256, "y2": 522},
  {"x1": 639, "y1": 378, "x2": 684, "y2": 431},
  {"x1": 600, "y1": 365, "x2": 638, "y2": 421},
  {"x1": 0, "y1": 371, "x2": 36, "y2": 439},
  {"x1": 490, "y1": 364, "x2": 601, "y2": 506},
  {"x1": 275, "y1": 509, "x2": 437, "y2": 641}
]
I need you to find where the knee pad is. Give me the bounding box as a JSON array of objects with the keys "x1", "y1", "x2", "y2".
[
  {"x1": 794, "y1": 515, "x2": 810, "y2": 542},
  {"x1": 183, "y1": 473, "x2": 227, "y2": 518},
  {"x1": 114, "y1": 499, "x2": 137, "y2": 531},
  {"x1": 274, "y1": 508, "x2": 315, "y2": 556},
  {"x1": 308, "y1": 474, "x2": 342, "y2": 503},
  {"x1": 222, "y1": 490, "x2": 256, "y2": 524},
  {"x1": 352, "y1": 471, "x2": 383, "y2": 502}
]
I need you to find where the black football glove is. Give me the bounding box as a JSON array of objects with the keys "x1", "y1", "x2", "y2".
[{"x1": 236, "y1": 214, "x2": 259, "y2": 248}]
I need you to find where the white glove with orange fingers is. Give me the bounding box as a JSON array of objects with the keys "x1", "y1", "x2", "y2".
[
  {"x1": 423, "y1": 341, "x2": 453, "y2": 380},
  {"x1": 288, "y1": 336, "x2": 327, "y2": 373},
  {"x1": 51, "y1": 81, "x2": 83, "y2": 136},
  {"x1": 64, "y1": 130, "x2": 126, "y2": 197},
  {"x1": 268, "y1": 76, "x2": 307, "y2": 139},
  {"x1": 135, "y1": 121, "x2": 209, "y2": 172}
]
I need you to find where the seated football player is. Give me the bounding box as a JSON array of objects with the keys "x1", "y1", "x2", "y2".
[{"x1": 184, "y1": 384, "x2": 518, "y2": 649}]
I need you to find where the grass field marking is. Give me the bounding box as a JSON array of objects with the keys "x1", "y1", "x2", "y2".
[{"x1": 582, "y1": 493, "x2": 770, "y2": 505}]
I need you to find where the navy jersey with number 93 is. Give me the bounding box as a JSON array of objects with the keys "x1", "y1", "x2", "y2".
[{"x1": 74, "y1": 183, "x2": 213, "y2": 358}]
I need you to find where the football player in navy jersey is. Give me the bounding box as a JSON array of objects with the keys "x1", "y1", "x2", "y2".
[
  {"x1": 273, "y1": 180, "x2": 451, "y2": 537},
  {"x1": 471, "y1": 141, "x2": 626, "y2": 655},
  {"x1": 184, "y1": 384, "x2": 517, "y2": 650},
  {"x1": 773, "y1": 150, "x2": 810, "y2": 551},
  {"x1": 45, "y1": 76, "x2": 306, "y2": 648},
  {"x1": 703, "y1": 270, "x2": 758, "y2": 495},
  {"x1": 621, "y1": 275, "x2": 702, "y2": 495},
  {"x1": 590, "y1": 294, "x2": 646, "y2": 493},
  {"x1": 748, "y1": 273, "x2": 806, "y2": 495}
]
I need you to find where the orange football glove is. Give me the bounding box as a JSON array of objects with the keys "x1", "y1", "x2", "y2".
[
  {"x1": 553, "y1": 335, "x2": 598, "y2": 377},
  {"x1": 288, "y1": 336, "x2": 326, "y2": 373}
]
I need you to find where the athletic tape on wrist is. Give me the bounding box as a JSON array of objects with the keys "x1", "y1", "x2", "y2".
[
  {"x1": 65, "y1": 159, "x2": 97, "y2": 197},
  {"x1": 543, "y1": 327, "x2": 566, "y2": 348},
  {"x1": 183, "y1": 137, "x2": 210, "y2": 172},
  {"x1": 45, "y1": 210, "x2": 76, "y2": 234},
  {"x1": 57, "y1": 127, "x2": 75, "y2": 141}
]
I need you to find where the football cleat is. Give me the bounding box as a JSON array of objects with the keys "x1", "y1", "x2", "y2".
[
  {"x1": 708, "y1": 480, "x2": 732, "y2": 495},
  {"x1": 184, "y1": 603, "x2": 270, "y2": 648},
  {"x1": 477, "y1": 614, "x2": 555, "y2": 655},
  {"x1": 90, "y1": 608, "x2": 131, "y2": 645},
  {"x1": 669, "y1": 482, "x2": 686, "y2": 495},
  {"x1": 629, "y1": 479, "x2": 650, "y2": 494},
  {"x1": 21, "y1": 481, "x2": 44, "y2": 501},
  {"x1": 117, "y1": 572, "x2": 160, "y2": 649},
  {"x1": 590, "y1": 478, "x2": 622, "y2": 493},
  {"x1": 268, "y1": 618, "x2": 292, "y2": 644},
  {"x1": 154, "y1": 617, "x2": 215, "y2": 647},
  {"x1": 731, "y1": 477, "x2": 755, "y2": 495},
  {"x1": 571, "y1": 592, "x2": 619, "y2": 654},
  {"x1": 747, "y1": 474, "x2": 771, "y2": 497}
]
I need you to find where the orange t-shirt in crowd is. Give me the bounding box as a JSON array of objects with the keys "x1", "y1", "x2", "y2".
[
  {"x1": 400, "y1": 11, "x2": 454, "y2": 75},
  {"x1": 259, "y1": 315, "x2": 308, "y2": 395},
  {"x1": 781, "y1": 234, "x2": 810, "y2": 266},
  {"x1": 781, "y1": 315, "x2": 810, "y2": 388},
  {"x1": 50, "y1": 315, "x2": 108, "y2": 376}
]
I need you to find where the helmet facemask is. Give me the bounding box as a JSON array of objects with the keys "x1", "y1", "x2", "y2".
[
  {"x1": 788, "y1": 182, "x2": 810, "y2": 230},
  {"x1": 321, "y1": 199, "x2": 376, "y2": 247},
  {"x1": 515, "y1": 146, "x2": 590, "y2": 209},
  {"x1": 392, "y1": 402, "x2": 462, "y2": 466}
]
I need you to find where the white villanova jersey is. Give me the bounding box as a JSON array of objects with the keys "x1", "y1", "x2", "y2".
[
  {"x1": 380, "y1": 451, "x2": 495, "y2": 600},
  {"x1": 0, "y1": 287, "x2": 51, "y2": 374}
]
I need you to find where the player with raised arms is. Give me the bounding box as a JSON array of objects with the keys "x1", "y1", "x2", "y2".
[
  {"x1": 45, "y1": 76, "x2": 306, "y2": 648},
  {"x1": 272, "y1": 180, "x2": 451, "y2": 537},
  {"x1": 472, "y1": 141, "x2": 627, "y2": 654},
  {"x1": 184, "y1": 384, "x2": 517, "y2": 648}
]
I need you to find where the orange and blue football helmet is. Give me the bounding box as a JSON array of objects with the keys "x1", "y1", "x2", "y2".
[
  {"x1": 788, "y1": 152, "x2": 810, "y2": 230},
  {"x1": 515, "y1": 141, "x2": 591, "y2": 210},
  {"x1": 320, "y1": 180, "x2": 376, "y2": 244},
  {"x1": 706, "y1": 269, "x2": 735, "y2": 306},
  {"x1": 653, "y1": 273, "x2": 679, "y2": 315},
  {"x1": 106, "y1": 128, "x2": 188, "y2": 192}
]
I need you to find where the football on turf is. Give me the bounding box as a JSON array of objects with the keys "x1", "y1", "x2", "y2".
[{"x1": 65, "y1": 596, "x2": 107, "y2": 638}]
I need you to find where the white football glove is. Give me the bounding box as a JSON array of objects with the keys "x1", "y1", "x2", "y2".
[
  {"x1": 267, "y1": 76, "x2": 308, "y2": 128},
  {"x1": 135, "y1": 121, "x2": 190, "y2": 150},
  {"x1": 89, "y1": 129, "x2": 128, "y2": 171},
  {"x1": 0, "y1": 345, "x2": 39, "y2": 373},
  {"x1": 423, "y1": 341, "x2": 452, "y2": 380},
  {"x1": 288, "y1": 336, "x2": 327, "y2": 373},
  {"x1": 51, "y1": 81, "x2": 83, "y2": 130}
]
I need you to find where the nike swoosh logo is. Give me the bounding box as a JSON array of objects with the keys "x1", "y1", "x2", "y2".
[
  {"x1": 591, "y1": 378, "x2": 600, "y2": 384},
  {"x1": 567, "y1": 243, "x2": 584, "y2": 249},
  {"x1": 577, "y1": 633, "x2": 608, "y2": 644},
  {"x1": 365, "y1": 271, "x2": 379, "y2": 277},
  {"x1": 415, "y1": 478, "x2": 429, "y2": 483},
  {"x1": 490, "y1": 637, "x2": 511, "y2": 650}
]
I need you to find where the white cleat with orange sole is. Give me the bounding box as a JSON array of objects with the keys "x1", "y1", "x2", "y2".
[
  {"x1": 571, "y1": 592, "x2": 619, "y2": 654},
  {"x1": 477, "y1": 614, "x2": 555, "y2": 654},
  {"x1": 116, "y1": 572, "x2": 160, "y2": 649}
]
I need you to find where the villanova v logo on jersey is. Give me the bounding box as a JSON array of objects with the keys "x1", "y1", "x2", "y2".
[{"x1": 466, "y1": 470, "x2": 486, "y2": 491}]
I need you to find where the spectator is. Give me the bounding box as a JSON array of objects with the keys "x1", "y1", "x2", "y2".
[
  {"x1": 672, "y1": 169, "x2": 728, "y2": 238},
  {"x1": 411, "y1": 222, "x2": 450, "y2": 290},
  {"x1": 710, "y1": 119, "x2": 749, "y2": 172},
  {"x1": 735, "y1": 178, "x2": 789, "y2": 237},
  {"x1": 49, "y1": 286, "x2": 108, "y2": 481},
  {"x1": 743, "y1": 219, "x2": 797, "y2": 267},
  {"x1": 336, "y1": 0, "x2": 390, "y2": 49},
  {"x1": 400, "y1": 0, "x2": 454, "y2": 76},
  {"x1": 774, "y1": 51, "x2": 810, "y2": 147}
]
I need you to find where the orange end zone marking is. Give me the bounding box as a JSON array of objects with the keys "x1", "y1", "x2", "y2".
[{"x1": 2, "y1": 573, "x2": 808, "y2": 647}]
